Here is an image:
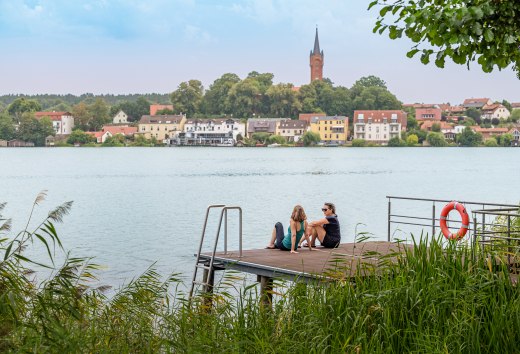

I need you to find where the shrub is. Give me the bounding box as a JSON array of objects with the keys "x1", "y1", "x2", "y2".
[{"x1": 351, "y1": 139, "x2": 366, "y2": 147}]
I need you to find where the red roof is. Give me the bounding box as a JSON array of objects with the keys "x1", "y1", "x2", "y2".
[
  {"x1": 420, "y1": 120, "x2": 453, "y2": 131},
  {"x1": 463, "y1": 98, "x2": 491, "y2": 105},
  {"x1": 102, "y1": 125, "x2": 137, "y2": 136},
  {"x1": 34, "y1": 111, "x2": 72, "y2": 121},
  {"x1": 86, "y1": 131, "x2": 108, "y2": 138}
]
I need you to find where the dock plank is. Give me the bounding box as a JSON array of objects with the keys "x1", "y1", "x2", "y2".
[{"x1": 199, "y1": 241, "x2": 412, "y2": 281}]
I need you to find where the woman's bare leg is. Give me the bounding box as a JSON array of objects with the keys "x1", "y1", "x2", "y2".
[
  {"x1": 310, "y1": 225, "x2": 326, "y2": 246},
  {"x1": 267, "y1": 228, "x2": 276, "y2": 248}
]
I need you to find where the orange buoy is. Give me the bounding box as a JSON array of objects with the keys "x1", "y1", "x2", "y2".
[{"x1": 440, "y1": 201, "x2": 469, "y2": 240}]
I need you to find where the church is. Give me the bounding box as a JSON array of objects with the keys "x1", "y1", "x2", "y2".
[{"x1": 310, "y1": 27, "x2": 324, "y2": 82}]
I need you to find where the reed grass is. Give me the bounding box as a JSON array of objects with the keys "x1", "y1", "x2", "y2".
[{"x1": 2, "y1": 196, "x2": 520, "y2": 353}]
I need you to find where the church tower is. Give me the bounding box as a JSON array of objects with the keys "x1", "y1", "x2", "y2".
[{"x1": 310, "y1": 27, "x2": 324, "y2": 82}]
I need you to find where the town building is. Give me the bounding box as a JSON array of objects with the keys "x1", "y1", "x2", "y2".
[
  {"x1": 353, "y1": 110, "x2": 406, "y2": 144},
  {"x1": 420, "y1": 120, "x2": 453, "y2": 132},
  {"x1": 481, "y1": 104, "x2": 510, "y2": 120},
  {"x1": 511, "y1": 103, "x2": 520, "y2": 111},
  {"x1": 310, "y1": 28, "x2": 324, "y2": 82},
  {"x1": 299, "y1": 113, "x2": 326, "y2": 124},
  {"x1": 34, "y1": 111, "x2": 74, "y2": 135},
  {"x1": 150, "y1": 104, "x2": 174, "y2": 115},
  {"x1": 0, "y1": 139, "x2": 7, "y2": 147},
  {"x1": 102, "y1": 125, "x2": 137, "y2": 137},
  {"x1": 246, "y1": 118, "x2": 288, "y2": 138},
  {"x1": 112, "y1": 110, "x2": 128, "y2": 124},
  {"x1": 310, "y1": 116, "x2": 348, "y2": 144},
  {"x1": 86, "y1": 131, "x2": 112, "y2": 143},
  {"x1": 509, "y1": 127, "x2": 520, "y2": 146},
  {"x1": 175, "y1": 118, "x2": 245, "y2": 146},
  {"x1": 463, "y1": 98, "x2": 492, "y2": 109},
  {"x1": 275, "y1": 120, "x2": 309, "y2": 142},
  {"x1": 472, "y1": 127, "x2": 509, "y2": 140},
  {"x1": 137, "y1": 115, "x2": 186, "y2": 141},
  {"x1": 415, "y1": 107, "x2": 442, "y2": 121},
  {"x1": 7, "y1": 139, "x2": 35, "y2": 147}
]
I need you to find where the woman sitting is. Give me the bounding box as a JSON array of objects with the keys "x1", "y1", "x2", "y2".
[
  {"x1": 266, "y1": 205, "x2": 313, "y2": 253},
  {"x1": 304, "y1": 202, "x2": 341, "y2": 248}
]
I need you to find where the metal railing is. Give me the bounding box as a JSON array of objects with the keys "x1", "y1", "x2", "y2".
[
  {"x1": 386, "y1": 196, "x2": 518, "y2": 244},
  {"x1": 189, "y1": 204, "x2": 243, "y2": 299}
]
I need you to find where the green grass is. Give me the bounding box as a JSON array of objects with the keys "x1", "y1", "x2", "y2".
[{"x1": 2, "y1": 196, "x2": 520, "y2": 352}]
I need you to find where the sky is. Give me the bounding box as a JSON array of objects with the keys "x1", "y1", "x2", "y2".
[{"x1": 1, "y1": 0, "x2": 519, "y2": 105}]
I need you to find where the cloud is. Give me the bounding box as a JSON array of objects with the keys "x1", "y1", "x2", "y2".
[{"x1": 183, "y1": 24, "x2": 217, "y2": 44}]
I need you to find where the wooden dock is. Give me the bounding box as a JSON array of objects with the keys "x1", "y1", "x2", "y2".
[{"x1": 198, "y1": 241, "x2": 413, "y2": 303}]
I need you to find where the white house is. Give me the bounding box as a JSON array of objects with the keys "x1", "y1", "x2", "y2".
[
  {"x1": 87, "y1": 130, "x2": 112, "y2": 143},
  {"x1": 353, "y1": 110, "x2": 407, "y2": 144},
  {"x1": 177, "y1": 118, "x2": 246, "y2": 145},
  {"x1": 112, "y1": 110, "x2": 128, "y2": 124},
  {"x1": 481, "y1": 104, "x2": 510, "y2": 120},
  {"x1": 34, "y1": 111, "x2": 75, "y2": 135}
]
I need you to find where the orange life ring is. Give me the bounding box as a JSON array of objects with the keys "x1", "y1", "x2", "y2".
[{"x1": 440, "y1": 201, "x2": 469, "y2": 240}]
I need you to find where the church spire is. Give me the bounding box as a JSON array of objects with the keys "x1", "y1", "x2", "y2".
[
  {"x1": 309, "y1": 26, "x2": 324, "y2": 82},
  {"x1": 312, "y1": 26, "x2": 321, "y2": 55}
]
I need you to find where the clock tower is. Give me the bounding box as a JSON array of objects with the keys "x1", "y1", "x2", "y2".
[{"x1": 310, "y1": 27, "x2": 324, "y2": 82}]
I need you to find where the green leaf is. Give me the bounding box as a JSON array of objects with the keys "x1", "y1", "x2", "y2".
[
  {"x1": 35, "y1": 233, "x2": 54, "y2": 265},
  {"x1": 406, "y1": 49, "x2": 420, "y2": 58},
  {"x1": 368, "y1": 0, "x2": 378, "y2": 10},
  {"x1": 13, "y1": 253, "x2": 52, "y2": 269},
  {"x1": 380, "y1": 5, "x2": 392, "y2": 17},
  {"x1": 484, "y1": 29, "x2": 494, "y2": 42},
  {"x1": 420, "y1": 52, "x2": 431, "y2": 65}
]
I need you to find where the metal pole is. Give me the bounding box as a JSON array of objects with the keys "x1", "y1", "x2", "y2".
[
  {"x1": 432, "y1": 202, "x2": 436, "y2": 237},
  {"x1": 387, "y1": 198, "x2": 391, "y2": 242},
  {"x1": 508, "y1": 215, "x2": 511, "y2": 268},
  {"x1": 224, "y1": 209, "x2": 228, "y2": 254},
  {"x1": 239, "y1": 208, "x2": 243, "y2": 257},
  {"x1": 472, "y1": 215, "x2": 477, "y2": 262}
]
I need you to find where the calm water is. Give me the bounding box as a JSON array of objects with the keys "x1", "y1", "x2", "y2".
[{"x1": 0, "y1": 147, "x2": 519, "y2": 286}]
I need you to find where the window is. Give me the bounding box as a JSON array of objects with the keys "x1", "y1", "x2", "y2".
[{"x1": 336, "y1": 134, "x2": 339, "y2": 139}]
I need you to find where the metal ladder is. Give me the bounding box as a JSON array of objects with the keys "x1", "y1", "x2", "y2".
[{"x1": 189, "y1": 204, "x2": 243, "y2": 299}]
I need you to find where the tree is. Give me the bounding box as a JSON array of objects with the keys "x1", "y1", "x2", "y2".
[
  {"x1": 498, "y1": 133, "x2": 514, "y2": 147},
  {"x1": 426, "y1": 132, "x2": 447, "y2": 147},
  {"x1": 110, "y1": 97, "x2": 151, "y2": 122},
  {"x1": 351, "y1": 86, "x2": 401, "y2": 113},
  {"x1": 387, "y1": 137, "x2": 406, "y2": 146},
  {"x1": 88, "y1": 98, "x2": 110, "y2": 131},
  {"x1": 351, "y1": 76, "x2": 387, "y2": 95},
  {"x1": 485, "y1": 138, "x2": 498, "y2": 147},
  {"x1": 102, "y1": 134, "x2": 125, "y2": 147},
  {"x1": 67, "y1": 129, "x2": 94, "y2": 145},
  {"x1": 431, "y1": 123, "x2": 441, "y2": 132},
  {"x1": 491, "y1": 118, "x2": 500, "y2": 126},
  {"x1": 502, "y1": 100, "x2": 513, "y2": 112},
  {"x1": 16, "y1": 113, "x2": 54, "y2": 146},
  {"x1": 406, "y1": 134, "x2": 419, "y2": 146},
  {"x1": 171, "y1": 80, "x2": 204, "y2": 117},
  {"x1": 7, "y1": 98, "x2": 41, "y2": 123},
  {"x1": 251, "y1": 132, "x2": 271, "y2": 144},
  {"x1": 511, "y1": 109, "x2": 520, "y2": 123},
  {"x1": 351, "y1": 139, "x2": 366, "y2": 147},
  {"x1": 266, "y1": 83, "x2": 301, "y2": 118},
  {"x1": 71, "y1": 102, "x2": 91, "y2": 131},
  {"x1": 457, "y1": 126, "x2": 483, "y2": 147},
  {"x1": 370, "y1": 1, "x2": 520, "y2": 77},
  {"x1": 407, "y1": 116, "x2": 418, "y2": 130},
  {"x1": 465, "y1": 108, "x2": 482, "y2": 122},
  {"x1": 298, "y1": 84, "x2": 319, "y2": 113},
  {"x1": 301, "y1": 131, "x2": 321, "y2": 146},
  {"x1": 203, "y1": 73, "x2": 240, "y2": 115},
  {"x1": 0, "y1": 113, "x2": 15, "y2": 140},
  {"x1": 267, "y1": 135, "x2": 286, "y2": 144},
  {"x1": 227, "y1": 79, "x2": 261, "y2": 118}
]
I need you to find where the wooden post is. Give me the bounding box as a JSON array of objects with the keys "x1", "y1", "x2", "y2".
[
  {"x1": 202, "y1": 267, "x2": 215, "y2": 308},
  {"x1": 257, "y1": 275, "x2": 273, "y2": 308}
]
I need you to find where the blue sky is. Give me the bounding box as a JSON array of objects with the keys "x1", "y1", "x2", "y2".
[{"x1": 1, "y1": 0, "x2": 519, "y2": 105}]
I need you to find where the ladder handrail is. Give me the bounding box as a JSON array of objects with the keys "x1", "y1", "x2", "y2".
[
  {"x1": 189, "y1": 204, "x2": 243, "y2": 300},
  {"x1": 189, "y1": 204, "x2": 225, "y2": 299}
]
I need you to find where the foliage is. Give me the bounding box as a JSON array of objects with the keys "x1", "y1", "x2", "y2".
[
  {"x1": 457, "y1": 126, "x2": 483, "y2": 146},
  {"x1": 351, "y1": 139, "x2": 366, "y2": 147},
  {"x1": 406, "y1": 115, "x2": 417, "y2": 130},
  {"x1": 406, "y1": 134, "x2": 419, "y2": 146},
  {"x1": 7, "y1": 98, "x2": 41, "y2": 122},
  {"x1": 130, "y1": 134, "x2": 155, "y2": 147},
  {"x1": 408, "y1": 129, "x2": 427, "y2": 143},
  {"x1": 3, "y1": 196, "x2": 520, "y2": 352},
  {"x1": 370, "y1": 0, "x2": 520, "y2": 77},
  {"x1": 426, "y1": 132, "x2": 447, "y2": 147},
  {"x1": 67, "y1": 129, "x2": 94, "y2": 145},
  {"x1": 110, "y1": 97, "x2": 151, "y2": 122},
  {"x1": 511, "y1": 109, "x2": 520, "y2": 123},
  {"x1": 465, "y1": 107, "x2": 482, "y2": 121},
  {"x1": 267, "y1": 135, "x2": 287, "y2": 145},
  {"x1": 266, "y1": 83, "x2": 301, "y2": 118},
  {"x1": 431, "y1": 122, "x2": 441, "y2": 132},
  {"x1": 387, "y1": 136, "x2": 406, "y2": 146},
  {"x1": 171, "y1": 80, "x2": 204, "y2": 117},
  {"x1": 0, "y1": 113, "x2": 15, "y2": 140},
  {"x1": 102, "y1": 134, "x2": 125, "y2": 147},
  {"x1": 251, "y1": 132, "x2": 271, "y2": 144},
  {"x1": 484, "y1": 137, "x2": 498, "y2": 147},
  {"x1": 301, "y1": 131, "x2": 321, "y2": 146},
  {"x1": 497, "y1": 133, "x2": 514, "y2": 147},
  {"x1": 203, "y1": 73, "x2": 241, "y2": 115},
  {"x1": 16, "y1": 113, "x2": 55, "y2": 146}
]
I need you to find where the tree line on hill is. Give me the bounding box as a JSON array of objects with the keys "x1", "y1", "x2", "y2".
[{"x1": 0, "y1": 73, "x2": 402, "y2": 145}]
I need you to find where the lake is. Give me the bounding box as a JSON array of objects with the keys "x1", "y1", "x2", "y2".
[{"x1": 0, "y1": 147, "x2": 518, "y2": 286}]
